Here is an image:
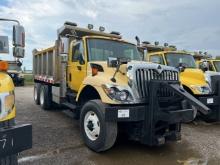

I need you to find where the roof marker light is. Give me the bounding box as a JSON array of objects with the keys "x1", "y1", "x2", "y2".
[
  {"x1": 99, "y1": 26, "x2": 105, "y2": 32},
  {"x1": 88, "y1": 24, "x2": 94, "y2": 30},
  {"x1": 142, "y1": 41, "x2": 151, "y2": 45},
  {"x1": 164, "y1": 43, "x2": 169, "y2": 47},
  {"x1": 155, "y1": 41, "x2": 159, "y2": 46},
  {"x1": 64, "y1": 21, "x2": 77, "y2": 26},
  {"x1": 110, "y1": 31, "x2": 120, "y2": 35}
]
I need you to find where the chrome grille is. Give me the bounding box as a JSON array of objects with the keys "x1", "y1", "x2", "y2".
[{"x1": 135, "y1": 69, "x2": 179, "y2": 98}]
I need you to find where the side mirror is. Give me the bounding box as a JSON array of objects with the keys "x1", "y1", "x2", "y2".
[
  {"x1": 78, "y1": 54, "x2": 85, "y2": 65},
  {"x1": 199, "y1": 62, "x2": 208, "y2": 72},
  {"x1": 178, "y1": 63, "x2": 186, "y2": 72},
  {"x1": 179, "y1": 66, "x2": 185, "y2": 72},
  {"x1": 13, "y1": 25, "x2": 25, "y2": 47},
  {"x1": 13, "y1": 47, "x2": 25, "y2": 58},
  {"x1": 17, "y1": 60, "x2": 22, "y2": 67},
  {"x1": 107, "y1": 57, "x2": 118, "y2": 68},
  {"x1": 0, "y1": 36, "x2": 9, "y2": 53}
]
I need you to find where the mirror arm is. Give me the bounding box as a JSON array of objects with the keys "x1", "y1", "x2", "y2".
[
  {"x1": 0, "y1": 18, "x2": 20, "y2": 25},
  {"x1": 111, "y1": 63, "x2": 121, "y2": 83}
]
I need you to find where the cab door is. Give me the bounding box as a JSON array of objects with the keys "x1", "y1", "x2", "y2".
[{"x1": 67, "y1": 41, "x2": 87, "y2": 91}]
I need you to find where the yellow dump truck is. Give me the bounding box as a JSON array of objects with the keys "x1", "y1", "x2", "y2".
[
  {"x1": 0, "y1": 18, "x2": 32, "y2": 164},
  {"x1": 141, "y1": 41, "x2": 220, "y2": 121},
  {"x1": 33, "y1": 22, "x2": 209, "y2": 152}
]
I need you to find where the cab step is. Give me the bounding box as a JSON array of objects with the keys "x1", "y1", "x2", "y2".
[{"x1": 62, "y1": 102, "x2": 77, "y2": 110}]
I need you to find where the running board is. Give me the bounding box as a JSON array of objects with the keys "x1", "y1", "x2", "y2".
[{"x1": 62, "y1": 102, "x2": 77, "y2": 110}]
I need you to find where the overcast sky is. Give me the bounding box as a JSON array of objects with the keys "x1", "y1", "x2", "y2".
[{"x1": 0, "y1": 0, "x2": 220, "y2": 70}]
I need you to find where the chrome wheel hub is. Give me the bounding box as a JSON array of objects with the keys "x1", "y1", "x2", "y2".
[{"x1": 84, "y1": 111, "x2": 100, "y2": 141}]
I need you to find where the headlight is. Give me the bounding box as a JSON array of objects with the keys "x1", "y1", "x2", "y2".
[
  {"x1": 0, "y1": 91, "x2": 15, "y2": 120},
  {"x1": 102, "y1": 84, "x2": 133, "y2": 103},
  {"x1": 190, "y1": 85, "x2": 211, "y2": 94}
]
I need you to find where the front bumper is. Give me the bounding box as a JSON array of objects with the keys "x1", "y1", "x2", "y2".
[
  {"x1": 105, "y1": 104, "x2": 192, "y2": 146},
  {"x1": 105, "y1": 104, "x2": 194, "y2": 123},
  {"x1": 197, "y1": 95, "x2": 220, "y2": 121},
  {"x1": 0, "y1": 124, "x2": 32, "y2": 157}
]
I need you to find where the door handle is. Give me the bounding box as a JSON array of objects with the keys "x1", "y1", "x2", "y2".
[
  {"x1": 69, "y1": 73, "x2": 72, "y2": 81},
  {"x1": 77, "y1": 66, "x2": 82, "y2": 71}
]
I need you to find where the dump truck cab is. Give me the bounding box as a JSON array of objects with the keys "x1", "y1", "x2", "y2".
[
  {"x1": 148, "y1": 50, "x2": 210, "y2": 95},
  {"x1": 193, "y1": 52, "x2": 220, "y2": 72},
  {"x1": 7, "y1": 60, "x2": 24, "y2": 86},
  {"x1": 143, "y1": 42, "x2": 220, "y2": 121},
  {"x1": 0, "y1": 18, "x2": 32, "y2": 163},
  {"x1": 33, "y1": 22, "x2": 210, "y2": 152},
  {"x1": 200, "y1": 59, "x2": 220, "y2": 72}
]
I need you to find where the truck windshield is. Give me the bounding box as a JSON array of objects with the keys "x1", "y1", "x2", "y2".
[
  {"x1": 165, "y1": 53, "x2": 196, "y2": 68},
  {"x1": 8, "y1": 64, "x2": 21, "y2": 71},
  {"x1": 213, "y1": 61, "x2": 220, "y2": 72},
  {"x1": 87, "y1": 38, "x2": 142, "y2": 61}
]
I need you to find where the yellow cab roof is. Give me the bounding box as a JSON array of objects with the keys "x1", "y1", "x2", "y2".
[{"x1": 148, "y1": 50, "x2": 191, "y2": 56}]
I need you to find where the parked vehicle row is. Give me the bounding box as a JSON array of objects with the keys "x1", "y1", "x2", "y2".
[{"x1": 140, "y1": 42, "x2": 220, "y2": 122}]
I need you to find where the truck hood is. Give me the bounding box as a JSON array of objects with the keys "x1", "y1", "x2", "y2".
[
  {"x1": 87, "y1": 61, "x2": 178, "y2": 86},
  {"x1": 180, "y1": 68, "x2": 207, "y2": 86},
  {"x1": 87, "y1": 61, "x2": 129, "y2": 85}
]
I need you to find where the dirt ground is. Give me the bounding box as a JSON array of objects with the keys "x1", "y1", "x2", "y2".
[{"x1": 15, "y1": 86, "x2": 220, "y2": 165}]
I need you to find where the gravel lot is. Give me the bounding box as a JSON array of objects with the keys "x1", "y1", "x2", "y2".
[{"x1": 15, "y1": 86, "x2": 220, "y2": 165}]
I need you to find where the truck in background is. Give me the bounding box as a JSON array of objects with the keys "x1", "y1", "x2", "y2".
[
  {"x1": 32, "y1": 22, "x2": 209, "y2": 152},
  {"x1": 7, "y1": 60, "x2": 24, "y2": 86},
  {"x1": 194, "y1": 52, "x2": 220, "y2": 73},
  {"x1": 0, "y1": 18, "x2": 32, "y2": 164},
  {"x1": 141, "y1": 41, "x2": 220, "y2": 122}
]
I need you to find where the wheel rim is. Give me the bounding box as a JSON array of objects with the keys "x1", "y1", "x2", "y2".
[
  {"x1": 34, "y1": 87, "x2": 37, "y2": 101},
  {"x1": 40, "y1": 88, "x2": 44, "y2": 105},
  {"x1": 84, "y1": 111, "x2": 100, "y2": 141}
]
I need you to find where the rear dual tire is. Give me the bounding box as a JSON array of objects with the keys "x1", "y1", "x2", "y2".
[
  {"x1": 34, "y1": 83, "x2": 40, "y2": 105},
  {"x1": 80, "y1": 100, "x2": 117, "y2": 152},
  {"x1": 39, "y1": 85, "x2": 52, "y2": 110},
  {"x1": 34, "y1": 83, "x2": 52, "y2": 110}
]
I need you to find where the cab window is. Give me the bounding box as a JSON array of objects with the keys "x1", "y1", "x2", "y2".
[
  {"x1": 149, "y1": 55, "x2": 164, "y2": 64},
  {"x1": 72, "y1": 41, "x2": 84, "y2": 62},
  {"x1": 208, "y1": 62, "x2": 214, "y2": 71}
]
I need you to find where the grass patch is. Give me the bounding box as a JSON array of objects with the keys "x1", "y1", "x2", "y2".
[{"x1": 24, "y1": 74, "x2": 34, "y2": 85}]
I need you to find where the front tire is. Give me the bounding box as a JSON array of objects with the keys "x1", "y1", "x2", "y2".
[{"x1": 80, "y1": 100, "x2": 117, "y2": 152}]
